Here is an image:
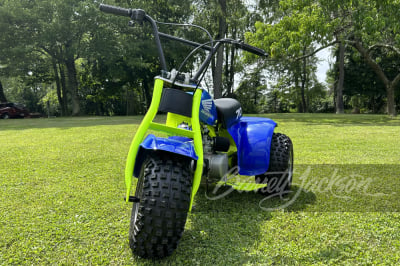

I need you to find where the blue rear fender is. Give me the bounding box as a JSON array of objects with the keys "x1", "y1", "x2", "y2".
[
  {"x1": 133, "y1": 134, "x2": 198, "y2": 177},
  {"x1": 227, "y1": 117, "x2": 277, "y2": 176}
]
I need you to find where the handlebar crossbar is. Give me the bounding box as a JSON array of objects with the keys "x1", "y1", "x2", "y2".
[
  {"x1": 158, "y1": 32, "x2": 213, "y2": 52},
  {"x1": 99, "y1": 4, "x2": 268, "y2": 83}
]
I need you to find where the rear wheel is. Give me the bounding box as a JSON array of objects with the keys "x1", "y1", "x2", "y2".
[
  {"x1": 129, "y1": 153, "x2": 192, "y2": 258},
  {"x1": 256, "y1": 133, "x2": 293, "y2": 196},
  {"x1": 1, "y1": 113, "x2": 9, "y2": 119}
]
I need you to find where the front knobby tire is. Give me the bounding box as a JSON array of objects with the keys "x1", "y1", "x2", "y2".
[
  {"x1": 256, "y1": 133, "x2": 293, "y2": 196},
  {"x1": 129, "y1": 153, "x2": 192, "y2": 259}
]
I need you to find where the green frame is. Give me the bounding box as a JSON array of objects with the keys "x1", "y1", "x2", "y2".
[{"x1": 124, "y1": 78, "x2": 203, "y2": 211}]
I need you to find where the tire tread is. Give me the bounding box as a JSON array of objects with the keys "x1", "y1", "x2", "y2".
[{"x1": 129, "y1": 153, "x2": 192, "y2": 258}]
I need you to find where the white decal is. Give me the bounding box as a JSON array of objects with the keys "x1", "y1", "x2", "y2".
[
  {"x1": 202, "y1": 99, "x2": 213, "y2": 113},
  {"x1": 236, "y1": 107, "x2": 242, "y2": 119}
]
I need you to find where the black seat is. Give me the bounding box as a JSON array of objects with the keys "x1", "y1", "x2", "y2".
[{"x1": 214, "y1": 98, "x2": 242, "y2": 128}]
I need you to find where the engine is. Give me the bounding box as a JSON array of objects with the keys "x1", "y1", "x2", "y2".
[{"x1": 202, "y1": 126, "x2": 231, "y2": 181}]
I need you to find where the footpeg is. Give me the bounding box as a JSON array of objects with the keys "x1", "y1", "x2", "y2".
[{"x1": 124, "y1": 196, "x2": 140, "y2": 203}]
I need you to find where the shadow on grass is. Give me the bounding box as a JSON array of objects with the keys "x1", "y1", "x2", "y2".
[
  {"x1": 258, "y1": 185, "x2": 317, "y2": 212},
  {"x1": 0, "y1": 116, "x2": 148, "y2": 131},
  {"x1": 311, "y1": 243, "x2": 353, "y2": 264},
  {"x1": 2, "y1": 114, "x2": 399, "y2": 131},
  {"x1": 153, "y1": 185, "x2": 317, "y2": 265},
  {"x1": 258, "y1": 113, "x2": 400, "y2": 127}
]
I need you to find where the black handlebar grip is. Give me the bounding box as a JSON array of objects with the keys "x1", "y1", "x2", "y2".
[
  {"x1": 236, "y1": 42, "x2": 268, "y2": 57},
  {"x1": 99, "y1": 4, "x2": 131, "y2": 17}
]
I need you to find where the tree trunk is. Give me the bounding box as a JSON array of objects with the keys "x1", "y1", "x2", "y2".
[
  {"x1": 386, "y1": 83, "x2": 396, "y2": 116},
  {"x1": 212, "y1": 0, "x2": 226, "y2": 99},
  {"x1": 142, "y1": 77, "x2": 152, "y2": 111},
  {"x1": 64, "y1": 56, "x2": 80, "y2": 116},
  {"x1": 294, "y1": 71, "x2": 302, "y2": 112},
  {"x1": 353, "y1": 41, "x2": 397, "y2": 116},
  {"x1": 0, "y1": 79, "x2": 7, "y2": 103},
  {"x1": 51, "y1": 59, "x2": 65, "y2": 116},
  {"x1": 300, "y1": 49, "x2": 307, "y2": 113},
  {"x1": 228, "y1": 45, "x2": 235, "y2": 97},
  {"x1": 213, "y1": 46, "x2": 224, "y2": 99},
  {"x1": 224, "y1": 25, "x2": 236, "y2": 97},
  {"x1": 224, "y1": 46, "x2": 230, "y2": 96},
  {"x1": 40, "y1": 46, "x2": 69, "y2": 115},
  {"x1": 58, "y1": 63, "x2": 68, "y2": 115},
  {"x1": 336, "y1": 41, "x2": 345, "y2": 114}
]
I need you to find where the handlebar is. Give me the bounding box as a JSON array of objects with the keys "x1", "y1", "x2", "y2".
[
  {"x1": 100, "y1": 4, "x2": 146, "y2": 22},
  {"x1": 233, "y1": 41, "x2": 268, "y2": 57},
  {"x1": 99, "y1": 4, "x2": 131, "y2": 17},
  {"x1": 99, "y1": 4, "x2": 268, "y2": 82},
  {"x1": 99, "y1": 4, "x2": 267, "y2": 57}
]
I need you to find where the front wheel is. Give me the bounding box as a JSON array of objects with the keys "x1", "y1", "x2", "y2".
[
  {"x1": 256, "y1": 133, "x2": 293, "y2": 196},
  {"x1": 129, "y1": 153, "x2": 192, "y2": 259}
]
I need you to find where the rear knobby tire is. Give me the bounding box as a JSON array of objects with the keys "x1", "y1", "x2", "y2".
[
  {"x1": 256, "y1": 133, "x2": 293, "y2": 196},
  {"x1": 129, "y1": 153, "x2": 192, "y2": 259}
]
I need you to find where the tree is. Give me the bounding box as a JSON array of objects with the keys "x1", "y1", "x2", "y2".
[
  {"x1": 335, "y1": 41, "x2": 345, "y2": 114},
  {"x1": 246, "y1": 1, "x2": 326, "y2": 113},
  {"x1": 1, "y1": 0, "x2": 262, "y2": 115},
  {"x1": 31, "y1": 0, "x2": 102, "y2": 116},
  {"x1": 213, "y1": 0, "x2": 226, "y2": 99},
  {"x1": 320, "y1": 2, "x2": 353, "y2": 114},
  {"x1": 0, "y1": 79, "x2": 6, "y2": 102},
  {"x1": 83, "y1": 0, "x2": 194, "y2": 115},
  {"x1": 0, "y1": 0, "x2": 92, "y2": 115},
  {"x1": 249, "y1": 0, "x2": 400, "y2": 116},
  {"x1": 0, "y1": 0, "x2": 193, "y2": 116},
  {"x1": 0, "y1": 0, "x2": 55, "y2": 112},
  {"x1": 0, "y1": 0, "x2": 33, "y2": 104},
  {"x1": 346, "y1": 1, "x2": 400, "y2": 116},
  {"x1": 342, "y1": 45, "x2": 400, "y2": 113},
  {"x1": 192, "y1": 0, "x2": 226, "y2": 99},
  {"x1": 236, "y1": 69, "x2": 266, "y2": 113},
  {"x1": 193, "y1": 0, "x2": 255, "y2": 99},
  {"x1": 351, "y1": 42, "x2": 400, "y2": 116}
]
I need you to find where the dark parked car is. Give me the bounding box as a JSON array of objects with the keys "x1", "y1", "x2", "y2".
[{"x1": 0, "y1": 103, "x2": 30, "y2": 119}]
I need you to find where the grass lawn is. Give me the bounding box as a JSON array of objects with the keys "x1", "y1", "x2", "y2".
[{"x1": 1, "y1": 114, "x2": 400, "y2": 265}]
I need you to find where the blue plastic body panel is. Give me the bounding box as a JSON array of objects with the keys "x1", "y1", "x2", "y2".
[
  {"x1": 133, "y1": 134, "x2": 197, "y2": 177},
  {"x1": 227, "y1": 117, "x2": 277, "y2": 176},
  {"x1": 199, "y1": 90, "x2": 218, "y2": 125}
]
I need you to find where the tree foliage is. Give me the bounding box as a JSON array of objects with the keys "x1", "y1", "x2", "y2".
[
  {"x1": 247, "y1": 0, "x2": 400, "y2": 116},
  {"x1": 0, "y1": 0, "x2": 194, "y2": 116},
  {"x1": 1, "y1": 0, "x2": 400, "y2": 116}
]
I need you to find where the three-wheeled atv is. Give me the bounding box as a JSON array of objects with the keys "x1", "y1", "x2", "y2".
[{"x1": 100, "y1": 4, "x2": 293, "y2": 259}]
